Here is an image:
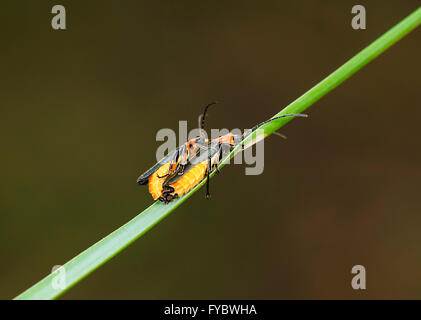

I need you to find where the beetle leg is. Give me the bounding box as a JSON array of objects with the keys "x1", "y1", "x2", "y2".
[
  {"x1": 158, "y1": 196, "x2": 170, "y2": 204},
  {"x1": 205, "y1": 140, "x2": 218, "y2": 199},
  {"x1": 167, "y1": 148, "x2": 180, "y2": 176},
  {"x1": 167, "y1": 193, "x2": 178, "y2": 202},
  {"x1": 212, "y1": 144, "x2": 225, "y2": 174},
  {"x1": 205, "y1": 173, "x2": 211, "y2": 199},
  {"x1": 214, "y1": 165, "x2": 220, "y2": 175},
  {"x1": 178, "y1": 166, "x2": 185, "y2": 175},
  {"x1": 162, "y1": 185, "x2": 175, "y2": 193}
]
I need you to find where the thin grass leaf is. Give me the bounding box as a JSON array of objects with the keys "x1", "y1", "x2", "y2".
[{"x1": 15, "y1": 7, "x2": 421, "y2": 300}]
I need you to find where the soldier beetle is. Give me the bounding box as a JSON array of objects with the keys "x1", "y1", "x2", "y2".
[{"x1": 137, "y1": 103, "x2": 307, "y2": 203}]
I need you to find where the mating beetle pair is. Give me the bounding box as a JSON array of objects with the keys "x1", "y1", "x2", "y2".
[{"x1": 137, "y1": 102, "x2": 307, "y2": 203}]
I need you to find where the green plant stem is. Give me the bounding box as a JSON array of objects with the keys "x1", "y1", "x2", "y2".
[{"x1": 15, "y1": 7, "x2": 421, "y2": 300}]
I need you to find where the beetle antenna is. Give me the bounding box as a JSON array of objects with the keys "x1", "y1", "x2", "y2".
[
  {"x1": 272, "y1": 131, "x2": 287, "y2": 139},
  {"x1": 248, "y1": 113, "x2": 308, "y2": 135},
  {"x1": 199, "y1": 101, "x2": 218, "y2": 135},
  {"x1": 198, "y1": 101, "x2": 217, "y2": 199}
]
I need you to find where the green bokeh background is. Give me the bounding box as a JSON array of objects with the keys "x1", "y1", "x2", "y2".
[{"x1": 1, "y1": 1, "x2": 420, "y2": 299}]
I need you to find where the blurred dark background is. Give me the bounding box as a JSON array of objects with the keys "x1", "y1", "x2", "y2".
[{"x1": 1, "y1": 1, "x2": 420, "y2": 299}]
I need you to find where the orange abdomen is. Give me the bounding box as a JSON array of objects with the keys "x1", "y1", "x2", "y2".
[
  {"x1": 169, "y1": 160, "x2": 208, "y2": 198},
  {"x1": 148, "y1": 163, "x2": 170, "y2": 200}
]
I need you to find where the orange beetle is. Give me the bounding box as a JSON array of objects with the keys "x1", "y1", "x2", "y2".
[{"x1": 137, "y1": 103, "x2": 307, "y2": 203}]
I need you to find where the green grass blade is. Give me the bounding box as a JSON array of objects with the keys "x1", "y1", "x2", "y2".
[{"x1": 15, "y1": 7, "x2": 421, "y2": 300}]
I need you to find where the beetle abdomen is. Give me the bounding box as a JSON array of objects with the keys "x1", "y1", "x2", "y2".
[
  {"x1": 168, "y1": 160, "x2": 208, "y2": 198},
  {"x1": 148, "y1": 163, "x2": 170, "y2": 200}
]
